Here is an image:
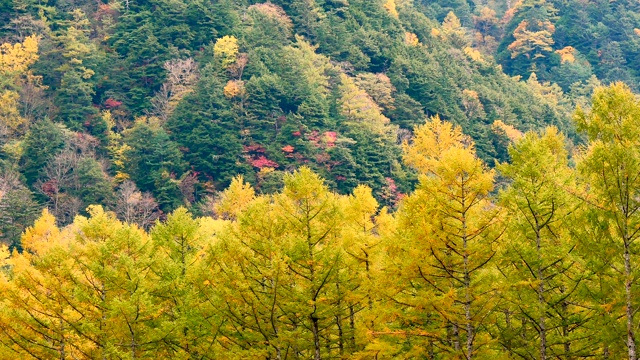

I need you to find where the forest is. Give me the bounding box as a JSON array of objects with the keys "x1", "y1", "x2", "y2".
[{"x1": 3, "y1": 0, "x2": 640, "y2": 358}]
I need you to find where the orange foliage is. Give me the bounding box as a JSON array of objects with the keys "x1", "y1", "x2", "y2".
[
  {"x1": 492, "y1": 120, "x2": 523, "y2": 141},
  {"x1": 555, "y1": 46, "x2": 576, "y2": 64},
  {"x1": 223, "y1": 80, "x2": 245, "y2": 99}
]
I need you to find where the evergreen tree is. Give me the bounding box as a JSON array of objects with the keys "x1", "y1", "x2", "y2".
[{"x1": 20, "y1": 118, "x2": 66, "y2": 186}]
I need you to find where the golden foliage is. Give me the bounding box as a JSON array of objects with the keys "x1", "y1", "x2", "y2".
[
  {"x1": 555, "y1": 46, "x2": 576, "y2": 63},
  {"x1": 213, "y1": 35, "x2": 239, "y2": 68},
  {"x1": 442, "y1": 11, "x2": 463, "y2": 33},
  {"x1": 440, "y1": 11, "x2": 470, "y2": 47},
  {"x1": 508, "y1": 20, "x2": 555, "y2": 59},
  {"x1": 21, "y1": 209, "x2": 63, "y2": 255},
  {"x1": 339, "y1": 73, "x2": 393, "y2": 136},
  {"x1": 526, "y1": 72, "x2": 565, "y2": 108},
  {"x1": 383, "y1": 0, "x2": 399, "y2": 18},
  {"x1": 104, "y1": 111, "x2": 131, "y2": 182},
  {"x1": 223, "y1": 79, "x2": 245, "y2": 99},
  {"x1": 0, "y1": 36, "x2": 40, "y2": 138},
  {"x1": 0, "y1": 35, "x2": 39, "y2": 77},
  {"x1": 403, "y1": 115, "x2": 473, "y2": 173},
  {"x1": 396, "y1": 116, "x2": 499, "y2": 357},
  {"x1": 215, "y1": 176, "x2": 255, "y2": 219},
  {"x1": 404, "y1": 32, "x2": 420, "y2": 46},
  {"x1": 492, "y1": 120, "x2": 523, "y2": 141},
  {"x1": 464, "y1": 46, "x2": 484, "y2": 62},
  {"x1": 0, "y1": 91, "x2": 27, "y2": 136}
]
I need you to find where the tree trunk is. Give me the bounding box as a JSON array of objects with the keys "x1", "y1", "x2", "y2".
[
  {"x1": 463, "y1": 237, "x2": 473, "y2": 359},
  {"x1": 462, "y1": 193, "x2": 473, "y2": 360},
  {"x1": 537, "y1": 230, "x2": 547, "y2": 360},
  {"x1": 312, "y1": 314, "x2": 321, "y2": 360},
  {"x1": 625, "y1": 240, "x2": 636, "y2": 360},
  {"x1": 453, "y1": 323, "x2": 461, "y2": 352}
]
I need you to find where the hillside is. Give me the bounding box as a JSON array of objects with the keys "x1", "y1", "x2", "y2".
[
  {"x1": 0, "y1": 0, "x2": 578, "y2": 242},
  {"x1": 4, "y1": 0, "x2": 640, "y2": 358}
]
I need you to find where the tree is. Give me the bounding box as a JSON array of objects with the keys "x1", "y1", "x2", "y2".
[
  {"x1": 150, "y1": 207, "x2": 218, "y2": 357},
  {"x1": 115, "y1": 180, "x2": 159, "y2": 229},
  {"x1": 440, "y1": 11, "x2": 471, "y2": 48},
  {"x1": 575, "y1": 82, "x2": 640, "y2": 359},
  {"x1": 274, "y1": 167, "x2": 347, "y2": 359},
  {"x1": 167, "y1": 72, "x2": 250, "y2": 190},
  {"x1": 148, "y1": 58, "x2": 199, "y2": 123},
  {"x1": 122, "y1": 119, "x2": 185, "y2": 210},
  {"x1": 0, "y1": 206, "x2": 160, "y2": 358},
  {"x1": 507, "y1": 20, "x2": 555, "y2": 61},
  {"x1": 338, "y1": 73, "x2": 391, "y2": 137},
  {"x1": 20, "y1": 118, "x2": 66, "y2": 186},
  {"x1": 74, "y1": 157, "x2": 114, "y2": 211},
  {"x1": 211, "y1": 185, "x2": 293, "y2": 358},
  {"x1": 340, "y1": 185, "x2": 390, "y2": 353},
  {"x1": 68, "y1": 206, "x2": 159, "y2": 358},
  {"x1": 0, "y1": 209, "x2": 79, "y2": 359},
  {"x1": 496, "y1": 127, "x2": 590, "y2": 358},
  {"x1": 211, "y1": 168, "x2": 360, "y2": 358},
  {"x1": 0, "y1": 170, "x2": 40, "y2": 250},
  {"x1": 213, "y1": 35, "x2": 239, "y2": 68},
  {"x1": 0, "y1": 35, "x2": 38, "y2": 140},
  {"x1": 0, "y1": 35, "x2": 39, "y2": 84},
  {"x1": 53, "y1": 10, "x2": 99, "y2": 131},
  {"x1": 384, "y1": 116, "x2": 502, "y2": 358},
  {"x1": 497, "y1": 0, "x2": 559, "y2": 76}
]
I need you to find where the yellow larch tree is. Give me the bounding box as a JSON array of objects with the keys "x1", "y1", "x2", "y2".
[
  {"x1": 0, "y1": 35, "x2": 39, "y2": 138},
  {"x1": 381, "y1": 116, "x2": 502, "y2": 359}
]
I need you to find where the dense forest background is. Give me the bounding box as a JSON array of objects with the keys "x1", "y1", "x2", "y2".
[
  {"x1": 3, "y1": 0, "x2": 640, "y2": 358},
  {"x1": 2, "y1": 0, "x2": 618, "y2": 244}
]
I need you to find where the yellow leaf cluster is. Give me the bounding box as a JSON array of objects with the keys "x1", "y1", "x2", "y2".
[
  {"x1": 492, "y1": 120, "x2": 523, "y2": 141},
  {"x1": 383, "y1": 0, "x2": 399, "y2": 18},
  {"x1": 339, "y1": 73, "x2": 392, "y2": 137},
  {"x1": 21, "y1": 209, "x2": 63, "y2": 255},
  {"x1": 508, "y1": 20, "x2": 555, "y2": 59},
  {"x1": 526, "y1": 72, "x2": 565, "y2": 107},
  {"x1": 223, "y1": 79, "x2": 245, "y2": 99},
  {"x1": 404, "y1": 32, "x2": 420, "y2": 46},
  {"x1": 403, "y1": 115, "x2": 473, "y2": 173},
  {"x1": 258, "y1": 166, "x2": 275, "y2": 176},
  {"x1": 0, "y1": 35, "x2": 39, "y2": 77},
  {"x1": 464, "y1": 46, "x2": 484, "y2": 62},
  {"x1": 440, "y1": 11, "x2": 470, "y2": 47},
  {"x1": 0, "y1": 91, "x2": 27, "y2": 135},
  {"x1": 555, "y1": 46, "x2": 576, "y2": 64},
  {"x1": 213, "y1": 35, "x2": 239, "y2": 68},
  {"x1": 215, "y1": 176, "x2": 255, "y2": 219},
  {"x1": 104, "y1": 111, "x2": 131, "y2": 182},
  {"x1": 1, "y1": 140, "x2": 23, "y2": 162}
]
